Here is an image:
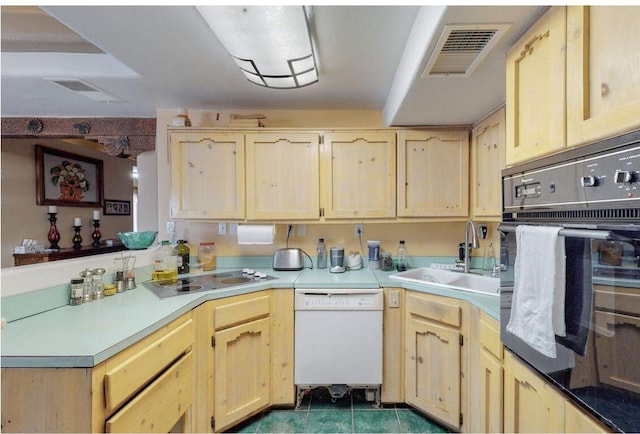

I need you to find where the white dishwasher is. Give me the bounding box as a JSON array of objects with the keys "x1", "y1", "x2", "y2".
[{"x1": 294, "y1": 287, "x2": 383, "y2": 407}]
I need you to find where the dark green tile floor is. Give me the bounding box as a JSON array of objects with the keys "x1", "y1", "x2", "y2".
[{"x1": 230, "y1": 388, "x2": 449, "y2": 433}]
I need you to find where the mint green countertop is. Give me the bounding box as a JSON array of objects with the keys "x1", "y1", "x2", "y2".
[{"x1": 1, "y1": 260, "x2": 499, "y2": 368}]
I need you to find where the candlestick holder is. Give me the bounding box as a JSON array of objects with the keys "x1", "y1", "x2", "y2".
[
  {"x1": 72, "y1": 225, "x2": 82, "y2": 250},
  {"x1": 92, "y1": 219, "x2": 102, "y2": 248},
  {"x1": 47, "y1": 213, "x2": 61, "y2": 250}
]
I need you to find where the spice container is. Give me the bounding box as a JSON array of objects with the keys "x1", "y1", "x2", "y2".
[
  {"x1": 199, "y1": 242, "x2": 216, "y2": 271},
  {"x1": 80, "y1": 269, "x2": 94, "y2": 302},
  {"x1": 70, "y1": 278, "x2": 84, "y2": 305},
  {"x1": 92, "y1": 268, "x2": 105, "y2": 299},
  {"x1": 381, "y1": 252, "x2": 393, "y2": 271}
]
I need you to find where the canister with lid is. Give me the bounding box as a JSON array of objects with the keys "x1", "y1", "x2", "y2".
[
  {"x1": 70, "y1": 278, "x2": 84, "y2": 305},
  {"x1": 199, "y1": 242, "x2": 217, "y2": 271}
]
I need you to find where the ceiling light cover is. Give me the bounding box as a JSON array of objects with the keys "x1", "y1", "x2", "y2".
[{"x1": 196, "y1": 6, "x2": 318, "y2": 89}]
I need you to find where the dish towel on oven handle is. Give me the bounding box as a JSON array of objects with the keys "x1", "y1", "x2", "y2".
[{"x1": 506, "y1": 225, "x2": 566, "y2": 358}]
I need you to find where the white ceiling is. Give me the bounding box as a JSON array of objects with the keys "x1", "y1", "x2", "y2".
[{"x1": 1, "y1": 5, "x2": 548, "y2": 126}]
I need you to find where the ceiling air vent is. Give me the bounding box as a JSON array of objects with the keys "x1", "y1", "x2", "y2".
[
  {"x1": 422, "y1": 24, "x2": 510, "y2": 77},
  {"x1": 44, "y1": 78, "x2": 124, "y2": 102}
]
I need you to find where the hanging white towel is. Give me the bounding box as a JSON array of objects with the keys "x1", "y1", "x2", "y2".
[{"x1": 506, "y1": 225, "x2": 566, "y2": 358}]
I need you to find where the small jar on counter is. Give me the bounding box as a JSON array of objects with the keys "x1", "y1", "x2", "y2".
[
  {"x1": 199, "y1": 242, "x2": 216, "y2": 271},
  {"x1": 70, "y1": 278, "x2": 84, "y2": 305},
  {"x1": 381, "y1": 252, "x2": 393, "y2": 271}
]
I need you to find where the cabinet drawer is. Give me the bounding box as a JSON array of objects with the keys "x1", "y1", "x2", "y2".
[
  {"x1": 479, "y1": 313, "x2": 503, "y2": 361},
  {"x1": 214, "y1": 294, "x2": 270, "y2": 330},
  {"x1": 106, "y1": 351, "x2": 193, "y2": 433},
  {"x1": 594, "y1": 285, "x2": 640, "y2": 317},
  {"x1": 406, "y1": 293, "x2": 461, "y2": 328},
  {"x1": 104, "y1": 315, "x2": 194, "y2": 412}
]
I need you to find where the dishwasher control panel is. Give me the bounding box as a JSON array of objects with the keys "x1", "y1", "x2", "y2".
[{"x1": 294, "y1": 288, "x2": 383, "y2": 311}]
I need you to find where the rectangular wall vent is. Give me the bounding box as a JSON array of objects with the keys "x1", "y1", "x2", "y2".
[
  {"x1": 422, "y1": 24, "x2": 511, "y2": 77},
  {"x1": 44, "y1": 78, "x2": 124, "y2": 102}
]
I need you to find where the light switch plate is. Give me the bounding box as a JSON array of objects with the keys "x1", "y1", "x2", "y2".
[
  {"x1": 298, "y1": 224, "x2": 306, "y2": 237},
  {"x1": 229, "y1": 223, "x2": 238, "y2": 235}
]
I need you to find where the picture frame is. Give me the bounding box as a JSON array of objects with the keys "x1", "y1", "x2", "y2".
[
  {"x1": 36, "y1": 145, "x2": 104, "y2": 208},
  {"x1": 104, "y1": 199, "x2": 131, "y2": 216}
]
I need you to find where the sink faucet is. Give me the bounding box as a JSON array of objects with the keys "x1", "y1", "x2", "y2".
[{"x1": 462, "y1": 219, "x2": 479, "y2": 273}]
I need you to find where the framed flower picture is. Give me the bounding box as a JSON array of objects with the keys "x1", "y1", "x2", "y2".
[{"x1": 35, "y1": 145, "x2": 104, "y2": 208}]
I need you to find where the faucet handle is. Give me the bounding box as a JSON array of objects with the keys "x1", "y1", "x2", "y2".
[{"x1": 491, "y1": 263, "x2": 501, "y2": 278}]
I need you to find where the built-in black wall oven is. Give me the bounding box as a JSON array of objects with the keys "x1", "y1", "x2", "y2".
[{"x1": 500, "y1": 130, "x2": 640, "y2": 433}]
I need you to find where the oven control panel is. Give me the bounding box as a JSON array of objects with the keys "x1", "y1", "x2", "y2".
[{"x1": 504, "y1": 145, "x2": 640, "y2": 211}]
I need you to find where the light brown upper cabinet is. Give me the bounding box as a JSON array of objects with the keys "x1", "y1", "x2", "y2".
[
  {"x1": 321, "y1": 131, "x2": 396, "y2": 219},
  {"x1": 471, "y1": 107, "x2": 505, "y2": 219},
  {"x1": 397, "y1": 130, "x2": 469, "y2": 217},
  {"x1": 566, "y1": 6, "x2": 640, "y2": 147},
  {"x1": 169, "y1": 130, "x2": 245, "y2": 220},
  {"x1": 505, "y1": 6, "x2": 567, "y2": 166},
  {"x1": 245, "y1": 132, "x2": 320, "y2": 220}
]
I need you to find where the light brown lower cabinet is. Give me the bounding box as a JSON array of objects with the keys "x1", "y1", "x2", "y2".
[
  {"x1": 1, "y1": 312, "x2": 195, "y2": 433},
  {"x1": 404, "y1": 291, "x2": 469, "y2": 430},
  {"x1": 477, "y1": 311, "x2": 504, "y2": 433}
]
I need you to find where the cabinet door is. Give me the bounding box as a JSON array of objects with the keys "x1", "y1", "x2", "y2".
[
  {"x1": 477, "y1": 313, "x2": 504, "y2": 433},
  {"x1": 405, "y1": 316, "x2": 461, "y2": 429},
  {"x1": 169, "y1": 131, "x2": 244, "y2": 220},
  {"x1": 214, "y1": 317, "x2": 270, "y2": 432},
  {"x1": 478, "y1": 351, "x2": 504, "y2": 433},
  {"x1": 565, "y1": 400, "x2": 609, "y2": 433},
  {"x1": 567, "y1": 6, "x2": 640, "y2": 147},
  {"x1": 504, "y1": 351, "x2": 565, "y2": 433},
  {"x1": 471, "y1": 108, "x2": 505, "y2": 218},
  {"x1": 397, "y1": 130, "x2": 469, "y2": 217},
  {"x1": 246, "y1": 133, "x2": 320, "y2": 220},
  {"x1": 321, "y1": 131, "x2": 396, "y2": 219},
  {"x1": 505, "y1": 6, "x2": 567, "y2": 166}
]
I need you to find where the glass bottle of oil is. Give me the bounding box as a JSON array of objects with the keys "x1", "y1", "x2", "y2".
[{"x1": 152, "y1": 240, "x2": 178, "y2": 282}]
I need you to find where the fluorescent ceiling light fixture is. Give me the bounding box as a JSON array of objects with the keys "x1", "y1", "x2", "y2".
[{"x1": 196, "y1": 6, "x2": 318, "y2": 89}]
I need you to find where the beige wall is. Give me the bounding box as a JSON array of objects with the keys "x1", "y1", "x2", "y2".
[
  {"x1": 155, "y1": 109, "x2": 501, "y2": 260},
  {"x1": 1, "y1": 138, "x2": 135, "y2": 268}
]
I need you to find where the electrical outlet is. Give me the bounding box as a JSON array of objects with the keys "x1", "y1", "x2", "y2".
[
  {"x1": 287, "y1": 224, "x2": 294, "y2": 236},
  {"x1": 218, "y1": 222, "x2": 227, "y2": 235},
  {"x1": 478, "y1": 224, "x2": 488, "y2": 239},
  {"x1": 389, "y1": 290, "x2": 400, "y2": 308},
  {"x1": 355, "y1": 224, "x2": 363, "y2": 237},
  {"x1": 166, "y1": 221, "x2": 175, "y2": 234},
  {"x1": 298, "y1": 224, "x2": 306, "y2": 237}
]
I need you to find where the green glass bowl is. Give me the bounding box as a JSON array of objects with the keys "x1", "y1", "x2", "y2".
[{"x1": 117, "y1": 231, "x2": 158, "y2": 250}]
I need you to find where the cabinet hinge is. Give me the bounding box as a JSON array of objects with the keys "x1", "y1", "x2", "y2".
[
  {"x1": 211, "y1": 416, "x2": 215, "y2": 430},
  {"x1": 211, "y1": 336, "x2": 215, "y2": 348},
  {"x1": 459, "y1": 413, "x2": 463, "y2": 426},
  {"x1": 460, "y1": 335, "x2": 464, "y2": 346},
  {"x1": 319, "y1": 208, "x2": 325, "y2": 217},
  {"x1": 319, "y1": 136, "x2": 324, "y2": 145}
]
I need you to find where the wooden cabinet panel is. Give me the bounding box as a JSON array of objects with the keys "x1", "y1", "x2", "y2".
[
  {"x1": 270, "y1": 290, "x2": 295, "y2": 406},
  {"x1": 505, "y1": 6, "x2": 567, "y2": 166},
  {"x1": 567, "y1": 6, "x2": 640, "y2": 147},
  {"x1": 477, "y1": 313, "x2": 504, "y2": 433},
  {"x1": 321, "y1": 131, "x2": 396, "y2": 219},
  {"x1": 382, "y1": 288, "x2": 405, "y2": 403},
  {"x1": 213, "y1": 294, "x2": 270, "y2": 330},
  {"x1": 397, "y1": 130, "x2": 469, "y2": 217},
  {"x1": 471, "y1": 107, "x2": 505, "y2": 218},
  {"x1": 214, "y1": 317, "x2": 270, "y2": 432},
  {"x1": 406, "y1": 315, "x2": 461, "y2": 428},
  {"x1": 106, "y1": 351, "x2": 193, "y2": 433},
  {"x1": 246, "y1": 133, "x2": 320, "y2": 220},
  {"x1": 504, "y1": 351, "x2": 565, "y2": 433},
  {"x1": 565, "y1": 400, "x2": 610, "y2": 433},
  {"x1": 104, "y1": 317, "x2": 194, "y2": 412},
  {"x1": 169, "y1": 131, "x2": 245, "y2": 220},
  {"x1": 406, "y1": 292, "x2": 461, "y2": 328}
]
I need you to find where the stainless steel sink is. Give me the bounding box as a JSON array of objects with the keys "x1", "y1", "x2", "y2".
[
  {"x1": 144, "y1": 270, "x2": 277, "y2": 298},
  {"x1": 390, "y1": 267, "x2": 499, "y2": 296}
]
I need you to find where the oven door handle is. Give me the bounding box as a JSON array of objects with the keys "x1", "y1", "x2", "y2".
[{"x1": 498, "y1": 224, "x2": 634, "y2": 242}]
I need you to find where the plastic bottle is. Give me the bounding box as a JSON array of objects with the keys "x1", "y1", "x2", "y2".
[
  {"x1": 317, "y1": 238, "x2": 327, "y2": 269},
  {"x1": 176, "y1": 240, "x2": 190, "y2": 274},
  {"x1": 152, "y1": 240, "x2": 178, "y2": 281},
  {"x1": 396, "y1": 240, "x2": 408, "y2": 271}
]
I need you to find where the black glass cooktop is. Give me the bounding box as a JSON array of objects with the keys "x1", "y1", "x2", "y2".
[{"x1": 143, "y1": 269, "x2": 277, "y2": 298}]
